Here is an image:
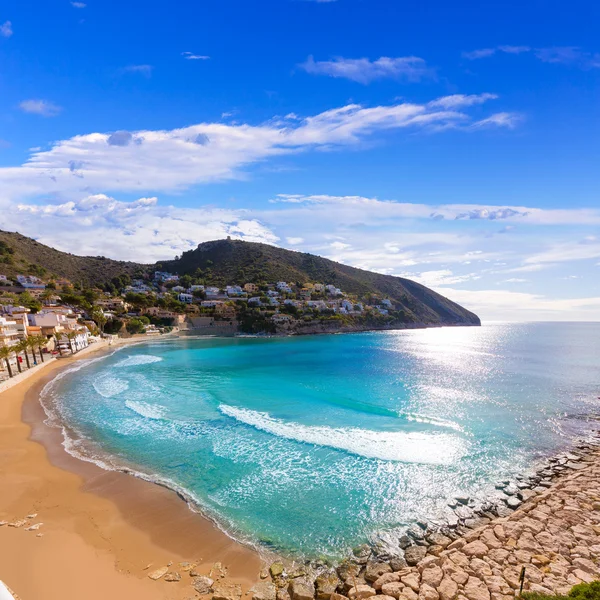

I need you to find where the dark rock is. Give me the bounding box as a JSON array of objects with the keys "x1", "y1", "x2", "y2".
[
  {"x1": 336, "y1": 561, "x2": 362, "y2": 582},
  {"x1": 398, "y1": 535, "x2": 412, "y2": 549},
  {"x1": 389, "y1": 557, "x2": 407, "y2": 572}
]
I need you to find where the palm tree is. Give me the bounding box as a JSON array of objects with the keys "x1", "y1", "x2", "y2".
[
  {"x1": 66, "y1": 331, "x2": 77, "y2": 354},
  {"x1": 26, "y1": 336, "x2": 39, "y2": 366},
  {"x1": 0, "y1": 346, "x2": 14, "y2": 378},
  {"x1": 16, "y1": 339, "x2": 31, "y2": 369},
  {"x1": 13, "y1": 341, "x2": 22, "y2": 373},
  {"x1": 32, "y1": 335, "x2": 46, "y2": 363}
]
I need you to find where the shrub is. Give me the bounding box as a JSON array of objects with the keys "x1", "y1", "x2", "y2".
[{"x1": 522, "y1": 581, "x2": 600, "y2": 600}]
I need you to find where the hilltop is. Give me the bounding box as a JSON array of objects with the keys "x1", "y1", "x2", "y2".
[{"x1": 0, "y1": 231, "x2": 480, "y2": 326}]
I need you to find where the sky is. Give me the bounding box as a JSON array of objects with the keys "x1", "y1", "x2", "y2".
[{"x1": 0, "y1": 0, "x2": 599, "y2": 322}]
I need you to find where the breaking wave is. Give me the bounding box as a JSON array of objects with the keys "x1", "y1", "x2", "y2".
[
  {"x1": 125, "y1": 400, "x2": 167, "y2": 420},
  {"x1": 92, "y1": 376, "x2": 129, "y2": 397},
  {"x1": 116, "y1": 354, "x2": 163, "y2": 368},
  {"x1": 218, "y1": 404, "x2": 465, "y2": 464}
]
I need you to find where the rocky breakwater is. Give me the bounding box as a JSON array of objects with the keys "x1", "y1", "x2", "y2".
[{"x1": 258, "y1": 439, "x2": 600, "y2": 600}]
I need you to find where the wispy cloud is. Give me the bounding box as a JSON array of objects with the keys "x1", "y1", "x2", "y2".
[
  {"x1": 0, "y1": 20, "x2": 13, "y2": 38},
  {"x1": 71, "y1": 2, "x2": 86, "y2": 7},
  {"x1": 534, "y1": 46, "x2": 600, "y2": 68},
  {"x1": 19, "y1": 99, "x2": 62, "y2": 117},
  {"x1": 463, "y1": 44, "x2": 600, "y2": 69},
  {"x1": 120, "y1": 64, "x2": 153, "y2": 77},
  {"x1": 0, "y1": 94, "x2": 511, "y2": 199},
  {"x1": 182, "y1": 51, "x2": 210, "y2": 60},
  {"x1": 299, "y1": 55, "x2": 434, "y2": 84}
]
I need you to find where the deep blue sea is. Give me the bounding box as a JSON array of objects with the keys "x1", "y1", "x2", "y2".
[{"x1": 42, "y1": 323, "x2": 600, "y2": 559}]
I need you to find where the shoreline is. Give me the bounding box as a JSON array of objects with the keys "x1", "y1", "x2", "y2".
[{"x1": 0, "y1": 337, "x2": 262, "y2": 600}]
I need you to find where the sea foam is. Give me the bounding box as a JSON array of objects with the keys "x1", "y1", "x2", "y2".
[
  {"x1": 92, "y1": 376, "x2": 129, "y2": 397},
  {"x1": 115, "y1": 354, "x2": 163, "y2": 368},
  {"x1": 125, "y1": 400, "x2": 167, "y2": 420},
  {"x1": 219, "y1": 404, "x2": 465, "y2": 464}
]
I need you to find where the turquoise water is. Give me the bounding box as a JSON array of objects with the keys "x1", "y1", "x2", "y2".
[{"x1": 43, "y1": 323, "x2": 600, "y2": 559}]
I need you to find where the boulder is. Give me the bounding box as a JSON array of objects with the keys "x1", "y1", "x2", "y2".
[
  {"x1": 381, "y1": 582, "x2": 404, "y2": 598},
  {"x1": 373, "y1": 573, "x2": 400, "y2": 591},
  {"x1": 271, "y1": 563, "x2": 286, "y2": 578},
  {"x1": 147, "y1": 566, "x2": 169, "y2": 580},
  {"x1": 390, "y1": 557, "x2": 408, "y2": 571},
  {"x1": 463, "y1": 577, "x2": 490, "y2": 600},
  {"x1": 251, "y1": 582, "x2": 277, "y2": 600},
  {"x1": 315, "y1": 571, "x2": 341, "y2": 600},
  {"x1": 427, "y1": 533, "x2": 452, "y2": 549},
  {"x1": 418, "y1": 584, "x2": 439, "y2": 600},
  {"x1": 347, "y1": 585, "x2": 376, "y2": 600},
  {"x1": 193, "y1": 576, "x2": 215, "y2": 594},
  {"x1": 364, "y1": 561, "x2": 392, "y2": 583},
  {"x1": 437, "y1": 577, "x2": 459, "y2": 600},
  {"x1": 164, "y1": 571, "x2": 181, "y2": 582},
  {"x1": 400, "y1": 572, "x2": 421, "y2": 592},
  {"x1": 421, "y1": 565, "x2": 443, "y2": 588},
  {"x1": 337, "y1": 561, "x2": 362, "y2": 581},
  {"x1": 404, "y1": 546, "x2": 427, "y2": 566},
  {"x1": 462, "y1": 541, "x2": 488, "y2": 558},
  {"x1": 213, "y1": 582, "x2": 243, "y2": 600},
  {"x1": 289, "y1": 579, "x2": 316, "y2": 600}
]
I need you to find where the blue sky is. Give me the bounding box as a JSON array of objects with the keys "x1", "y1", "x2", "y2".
[{"x1": 0, "y1": 0, "x2": 599, "y2": 321}]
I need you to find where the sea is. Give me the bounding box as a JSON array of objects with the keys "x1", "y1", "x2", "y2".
[{"x1": 40, "y1": 322, "x2": 600, "y2": 560}]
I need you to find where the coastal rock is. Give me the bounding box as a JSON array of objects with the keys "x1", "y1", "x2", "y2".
[
  {"x1": 462, "y1": 541, "x2": 488, "y2": 558},
  {"x1": 330, "y1": 595, "x2": 349, "y2": 600},
  {"x1": 148, "y1": 566, "x2": 169, "y2": 580},
  {"x1": 427, "y1": 533, "x2": 452, "y2": 549},
  {"x1": 421, "y1": 566, "x2": 443, "y2": 588},
  {"x1": 404, "y1": 546, "x2": 427, "y2": 566},
  {"x1": 463, "y1": 577, "x2": 490, "y2": 600},
  {"x1": 289, "y1": 579, "x2": 316, "y2": 600},
  {"x1": 25, "y1": 523, "x2": 43, "y2": 531},
  {"x1": 400, "y1": 572, "x2": 421, "y2": 592},
  {"x1": 179, "y1": 561, "x2": 197, "y2": 572},
  {"x1": 390, "y1": 557, "x2": 408, "y2": 571},
  {"x1": 251, "y1": 581, "x2": 277, "y2": 600},
  {"x1": 364, "y1": 561, "x2": 392, "y2": 582},
  {"x1": 347, "y1": 585, "x2": 376, "y2": 600},
  {"x1": 212, "y1": 582, "x2": 243, "y2": 600},
  {"x1": 164, "y1": 571, "x2": 181, "y2": 582},
  {"x1": 380, "y1": 582, "x2": 404, "y2": 598},
  {"x1": 271, "y1": 563, "x2": 286, "y2": 578},
  {"x1": 418, "y1": 584, "x2": 439, "y2": 600},
  {"x1": 193, "y1": 576, "x2": 215, "y2": 594},
  {"x1": 437, "y1": 577, "x2": 459, "y2": 600},
  {"x1": 373, "y1": 573, "x2": 400, "y2": 591},
  {"x1": 315, "y1": 570, "x2": 342, "y2": 600},
  {"x1": 9, "y1": 519, "x2": 27, "y2": 528},
  {"x1": 277, "y1": 589, "x2": 292, "y2": 600},
  {"x1": 337, "y1": 560, "x2": 362, "y2": 581}
]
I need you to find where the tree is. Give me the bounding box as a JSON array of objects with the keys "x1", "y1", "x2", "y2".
[
  {"x1": 15, "y1": 339, "x2": 31, "y2": 369},
  {"x1": 30, "y1": 335, "x2": 46, "y2": 363},
  {"x1": 18, "y1": 292, "x2": 42, "y2": 314},
  {"x1": 91, "y1": 308, "x2": 107, "y2": 333},
  {"x1": 0, "y1": 346, "x2": 14, "y2": 378},
  {"x1": 126, "y1": 318, "x2": 146, "y2": 334}
]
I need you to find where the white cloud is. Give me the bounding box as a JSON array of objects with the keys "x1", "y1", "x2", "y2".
[
  {"x1": 463, "y1": 45, "x2": 600, "y2": 69},
  {"x1": 182, "y1": 52, "x2": 210, "y2": 60},
  {"x1": 19, "y1": 99, "x2": 62, "y2": 117},
  {"x1": 121, "y1": 64, "x2": 153, "y2": 77},
  {"x1": 71, "y1": 2, "x2": 86, "y2": 7},
  {"x1": 6, "y1": 194, "x2": 278, "y2": 262},
  {"x1": 299, "y1": 55, "x2": 434, "y2": 84},
  {"x1": 524, "y1": 239, "x2": 600, "y2": 264},
  {"x1": 286, "y1": 237, "x2": 304, "y2": 245},
  {"x1": 436, "y1": 287, "x2": 600, "y2": 322},
  {"x1": 0, "y1": 20, "x2": 12, "y2": 37},
  {"x1": 0, "y1": 96, "x2": 513, "y2": 202}
]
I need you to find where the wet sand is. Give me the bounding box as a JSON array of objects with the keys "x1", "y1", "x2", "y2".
[{"x1": 0, "y1": 341, "x2": 262, "y2": 600}]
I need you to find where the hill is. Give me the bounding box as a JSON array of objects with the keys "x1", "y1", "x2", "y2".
[
  {"x1": 161, "y1": 239, "x2": 480, "y2": 326},
  {"x1": 0, "y1": 230, "x2": 147, "y2": 286},
  {"x1": 0, "y1": 231, "x2": 480, "y2": 326}
]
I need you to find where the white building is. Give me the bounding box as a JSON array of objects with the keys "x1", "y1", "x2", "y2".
[
  {"x1": 154, "y1": 271, "x2": 179, "y2": 283},
  {"x1": 248, "y1": 297, "x2": 262, "y2": 306},
  {"x1": 226, "y1": 285, "x2": 244, "y2": 297},
  {"x1": 313, "y1": 284, "x2": 325, "y2": 293},
  {"x1": 201, "y1": 300, "x2": 221, "y2": 308},
  {"x1": 325, "y1": 284, "x2": 342, "y2": 296},
  {"x1": 306, "y1": 300, "x2": 328, "y2": 311},
  {"x1": 190, "y1": 285, "x2": 205, "y2": 292},
  {"x1": 0, "y1": 275, "x2": 8, "y2": 282},
  {"x1": 17, "y1": 275, "x2": 46, "y2": 289},
  {"x1": 283, "y1": 299, "x2": 299, "y2": 307},
  {"x1": 172, "y1": 285, "x2": 186, "y2": 293},
  {"x1": 266, "y1": 290, "x2": 279, "y2": 298},
  {"x1": 0, "y1": 316, "x2": 20, "y2": 348},
  {"x1": 205, "y1": 286, "x2": 221, "y2": 299},
  {"x1": 381, "y1": 299, "x2": 393, "y2": 308},
  {"x1": 178, "y1": 293, "x2": 194, "y2": 304},
  {"x1": 276, "y1": 282, "x2": 293, "y2": 293}
]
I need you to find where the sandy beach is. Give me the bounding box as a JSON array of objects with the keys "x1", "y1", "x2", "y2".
[{"x1": 0, "y1": 340, "x2": 262, "y2": 600}]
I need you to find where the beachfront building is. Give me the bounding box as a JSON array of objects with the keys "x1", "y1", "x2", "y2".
[
  {"x1": 57, "y1": 330, "x2": 90, "y2": 353},
  {"x1": 0, "y1": 316, "x2": 20, "y2": 348},
  {"x1": 16, "y1": 275, "x2": 46, "y2": 289}
]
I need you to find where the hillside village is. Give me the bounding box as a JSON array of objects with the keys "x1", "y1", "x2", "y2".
[{"x1": 0, "y1": 268, "x2": 406, "y2": 380}]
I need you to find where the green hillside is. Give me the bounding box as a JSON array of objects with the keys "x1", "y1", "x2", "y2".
[{"x1": 0, "y1": 231, "x2": 480, "y2": 326}]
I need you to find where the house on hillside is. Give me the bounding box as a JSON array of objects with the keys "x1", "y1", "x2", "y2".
[
  {"x1": 17, "y1": 275, "x2": 46, "y2": 289},
  {"x1": 0, "y1": 316, "x2": 20, "y2": 348},
  {"x1": 244, "y1": 283, "x2": 258, "y2": 293},
  {"x1": 178, "y1": 293, "x2": 194, "y2": 304}
]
